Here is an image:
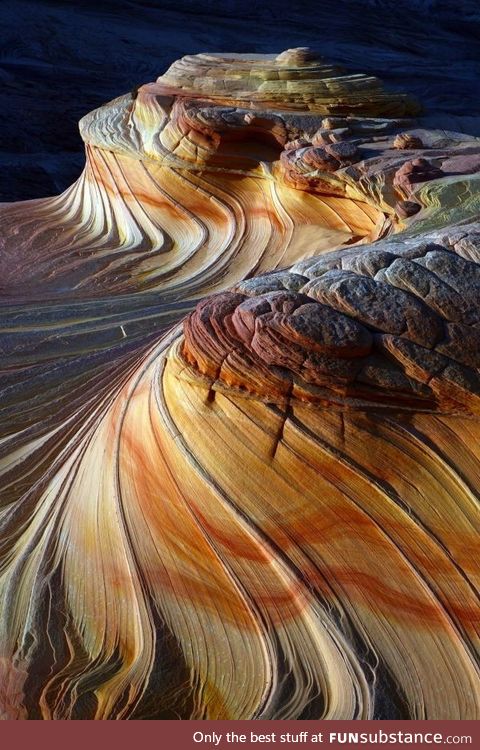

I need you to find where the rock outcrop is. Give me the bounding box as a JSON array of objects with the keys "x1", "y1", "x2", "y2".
[
  {"x1": 183, "y1": 227, "x2": 480, "y2": 415},
  {"x1": 0, "y1": 50, "x2": 479, "y2": 721}
]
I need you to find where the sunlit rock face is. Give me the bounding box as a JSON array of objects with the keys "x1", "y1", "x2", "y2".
[
  {"x1": 2, "y1": 48, "x2": 407, "y2": 300},
  {"x1": 0, "y1": 50, "x2": 480, "y2": 720}
]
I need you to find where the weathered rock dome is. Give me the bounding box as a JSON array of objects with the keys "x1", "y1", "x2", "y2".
[{"x1": 0, "y1": 50, "x2": 479, "y2": 720}]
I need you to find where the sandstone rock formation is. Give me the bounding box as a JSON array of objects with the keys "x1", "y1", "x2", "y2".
[{"x1": 0, "y1": 50, "x2": 479, "y2": 720}]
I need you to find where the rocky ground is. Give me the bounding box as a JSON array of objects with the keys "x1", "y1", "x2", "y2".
[
  {"x1": 1, "y1": 0, "x2": 479, "y2": 200},
  {"x1": 0, "y1": 3, "x2": 479, "y2": 722}
]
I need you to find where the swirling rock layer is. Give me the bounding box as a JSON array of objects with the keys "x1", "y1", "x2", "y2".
[{"x1": 0, "y1": 50, "x2": 479, "y2": 720}]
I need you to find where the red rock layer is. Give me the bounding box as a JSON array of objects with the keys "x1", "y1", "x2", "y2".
[{"x1": 183, "y1": 225, "x2": 480, "y2": 415}]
